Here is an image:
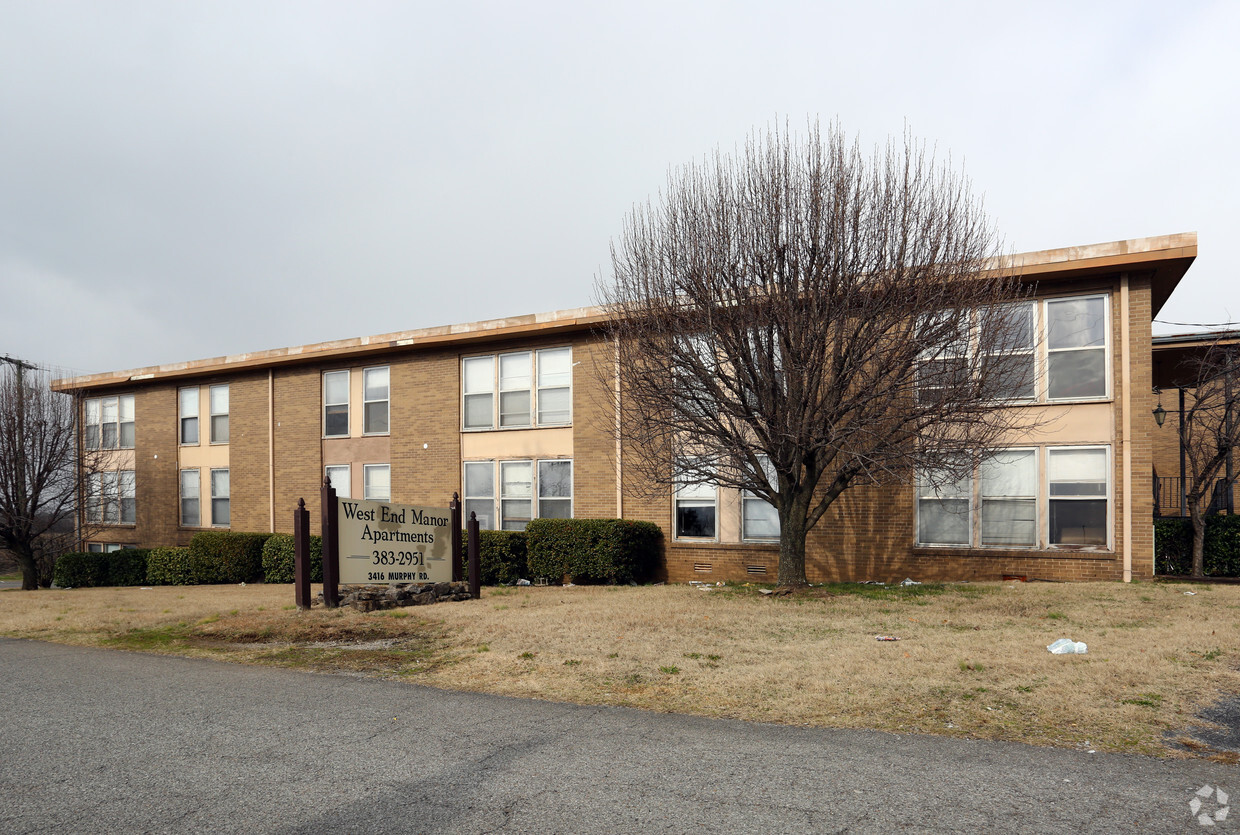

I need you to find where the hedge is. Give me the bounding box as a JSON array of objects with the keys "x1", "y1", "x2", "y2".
[
  {"x1": 455, "y1": 530, "x2": 527, "y2": 586},
  {"x1": 146, "y1": 547, "x2": 196, "y2": 585},
  {"x1": 525, "y1": 518, "x2": 662, "y2": 584},
  {"x1": 1156, "y1": 516, "x2": 1240, "y2": 577},
  {"x1": 262, "y1": 533, "x2": 324, "y2": 584},
  {"x1": 188, "y1": 531, "x2": 274, "y2": 584},
  {"x1": 52, "y1": 548, "x2": 153, "y2": 588},
  {"x1": 107, "y1": 548, "x2": 151, "y2": 586},
  {"x1": 52, "y1": 552, "x2": 109, "y2": 589}
]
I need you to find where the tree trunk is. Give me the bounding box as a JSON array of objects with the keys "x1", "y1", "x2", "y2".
[
  {"x1": 17, "y1": 554, "x2": 39, "y2": 591},
  {"x1": 1189, "y1": 503, "x2": 1207, "y2": 579},
  {"x1": 776, "y1": 496, "x2": 811, "y2": 587}
]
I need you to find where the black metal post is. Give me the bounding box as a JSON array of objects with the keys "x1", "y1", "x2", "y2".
[
  {"x1": 321, "y1": 477, "x2": 340, "y2": 608},
  {"x1": 294, "y1": 498, "x2": 311, "y2": 610},
  {"x1": 1179, "y1": 387, "x2": 1188, "y2": 518},
  {"x1": 450, "y1": 492, "x2": 462, "y2": 583},
  {"x1": 467, "y1": 511, "x2": 480, "y2": 600}
]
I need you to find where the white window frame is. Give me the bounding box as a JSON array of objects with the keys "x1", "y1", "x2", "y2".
[
  {"x1": 979, "y1": 448, "x2": 1038, "y2": 547},
  {"x1": 209, "y1": 385, "x2": 229, "y2": 444},
  {"x1": 674, "y1": 462, "x2": 718, "y2": 541},
  {"x1": 980, "y1": 302, "x2": 1038, "y2": 403},
  {"x1": 210, "y1": 468, "x2": 229, "y2": 528},
  {"x1": 88, "y1": 471, "x2": 134, "y2": 525},
  {"x1": 461, "y1": 347, "x2": 574, "y2": 431},
  {"x1": 1047, "y1": 445, "x2": 1111, "y2": 549},
  {"x1": 499, "y1": 352, "x2": 533, "y2": 428},
  {"x1": 180, "y1": 468, "x2": 200, "y2": 527},
  {"x1": 323, "y1": 370, "x2": 350, "y2": 438},
  {"x1": 915, "y1": 458, "x2": 973, "y2": 547},
  {"x1": 464, "y1": 460, "x2": 496, "y2": 530},
  {"x1": 363, "y1": 463, "x2": 390, "y2": 501},
  {"x1": 537, "y1": 459, "x2": 573, "y2": 519},
  {"x1": 741, "y1": 455, "x2": 780, "y2": 542},
  {"x1": 1044, "y1": 294, "x2": 1110, "y2": 403},
  {"x1": 325, "y1": 464, "x2": 351, "y2": 498},
  {"x1": 179, "y1": 388, "x2": 199, "y2": 446},
  {"x1": 84, "y1": 394, "x2": 135, "y2": 451},
  {"x1": 362, "y1": 366, "x2": 390, "y2": 436},
  {"x1": 500, "y1": 460, "x2": 534, "y2": 530}
]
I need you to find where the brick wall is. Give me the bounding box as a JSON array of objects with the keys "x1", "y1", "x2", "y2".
[
  {"x1": 390, "y1": 349, "x2": 460, "y2": 507},
  {"x1": 231, "y1": 372, "x2": 272, "y2": 534}
]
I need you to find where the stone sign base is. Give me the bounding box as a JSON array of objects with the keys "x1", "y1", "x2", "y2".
[{"x1": 317, "y1": 582, "x2": 472, "y2": 612}]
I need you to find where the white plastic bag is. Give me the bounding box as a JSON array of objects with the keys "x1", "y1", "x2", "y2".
[{"x1": 1047, "y1": 638, "x2": 1088, "y2": 654}]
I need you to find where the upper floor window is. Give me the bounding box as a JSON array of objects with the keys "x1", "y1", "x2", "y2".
[
  {"x1": 363, "y1": 367, "x2": 389, "y2": 435},
  {"x1": 209, "y1": 385, "x2": 229, "y2": 444},
  {"x1": 179, "y1": 388, "x2": 199, "y2": 445},
  {"x1": 84, "y1": 395, "x2": 134, "y2": 450},
  {"x1": 462, "y1": 348, "x2": 572, "y2": 430},
  {"x1": 323, "y1": 371, "x2": 350, "y2": 437},
  {"x1": 1046, "y1": 296, "x2": 1107, "y2": 400}
]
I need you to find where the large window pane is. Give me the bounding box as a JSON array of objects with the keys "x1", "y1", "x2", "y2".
[
  {"x1": 980, "y1": 450, "x2": 1036, "y2": 546},
  {"x1": 119, "y1": 396, "x2": 135, "y2": 449},
  {"x1": 676, "y1": 501, "x2": 716, "y2": 538},
  {"x1": 464, "y1": 461, "x2": 495, "y2": 529},
  {"x1": 210, "y1": 385, "x2": 229, "y2": 443},
  {"x1": 1047, "y1": 296, "x2": 1107, "y2": 401},
  {"x1": 364, "y1": 464, "x2": 390, "y2": 501},
  {"x1": 462, "y1": 357, "x2": 494, "y2": 429},
  {"x1": 101, "y1": 397, "x2": 118, "y2": 449},
  {"x1": 179, "y1": 388, "x2": 199, "y2": 445},
  {"x1": 1049, "y1": 448, "x2": 1108, "y2": 546},
  {"x1": 1047, "y1": 350, "x2": 1105, "y2": 399},
  {"x1": 324, "y1": 371, "x2": 349, "y2": 437},
  {"x1": 1047, "y1": 297, "x2": 1106, "y2": 349},
  {"x1": 1049, "y1": 500, "x2": 1107, "y2": 546},
  {"x1": 363, "y1": 367, "x2": 389, "y2": 434},
  {"x1": 325, "y1": 465, "x2": 350, "y2": 498},
  {"x1": 180, "y1": 469, "x2": 200, "y2": 527},
  {"x1": 499, "y1": 353, "x2": 532, "y2": 427},
  {"x1": 743, "y1": 499, "x2": 780, "y2": 539},
  {"x1": 537, "y1": 348, "x2": 571, "y2": 425},
  {"x1": 211, "y1": 469, "x2": 230, "y2": 527},
  {"x1": 501, "y1": 461, "x2": 533, "y2": 530},
  {"x1": 538, "y1": 460, "x2": 572, "y2": 519},
  {"x1": 118, "y1": 470, "x2": 136, "y2": 524},
  {"x1": 917, "y1": 462, "x2": 971, "y2": 545}
]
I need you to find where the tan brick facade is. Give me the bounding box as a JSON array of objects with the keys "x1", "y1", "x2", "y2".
[{"x1": 56, "y1": 234, "x2": 1199, "y2": 584}]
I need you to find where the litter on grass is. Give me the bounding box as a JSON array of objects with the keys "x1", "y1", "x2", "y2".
[
  {"x1": 1047, "y1": 638, "x2": 1088, "y2": 654},
  {"x1": 1184, "y1": 591, "x2": 1197, "y2": 596},
  {"x1": 899, "y1": 578, "x2": 922, "y2": 586},
  {"x1": 516, "y1": 579, "x2": 531, "y2": 586},
  {"x1": 875, "y1": 635, "x2": 901, "y2": 642}
]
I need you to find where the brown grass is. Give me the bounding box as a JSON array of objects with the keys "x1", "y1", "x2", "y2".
[{"x1": 2, "y1": 580, "x2": 1238, "y2": 757}]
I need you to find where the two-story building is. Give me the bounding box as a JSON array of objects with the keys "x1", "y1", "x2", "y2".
[{"x1": 53, "y1": 232, "x2": 1199, "y2": 582}]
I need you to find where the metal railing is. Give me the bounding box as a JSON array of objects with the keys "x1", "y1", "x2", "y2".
[{"x1": 1154, "y1": 477, "x2": 1236, "y2": 517}]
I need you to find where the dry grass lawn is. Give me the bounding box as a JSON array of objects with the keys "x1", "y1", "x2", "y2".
[{"x1": 2, "y1": 579, "x2": 1237, "y2": 759}]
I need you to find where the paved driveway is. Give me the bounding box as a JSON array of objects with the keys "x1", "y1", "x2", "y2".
[{"x1": 0, "y1": 638, "x2": 1232, "y2": 833}]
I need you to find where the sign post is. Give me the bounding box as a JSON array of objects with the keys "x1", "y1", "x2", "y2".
[
  {"x1": 321, "y1": 478, "x2": 340, "y2": 608},
  {"x1": 450, "y1": 492, "x2": 462, "y2": 583},
  {"x1": 293, "y1": 498, "x2": 311, "y2": 610},
  {"x1": 467, "y1": 511, "x2": 480, "y2": 600}
]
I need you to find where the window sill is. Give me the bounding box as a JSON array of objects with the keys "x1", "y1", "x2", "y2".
[
  {"x1": 912, "y1": 545, "x2": 1115, "y2": 560},
  {"x1": 461, "y1": 424, "x2": 573, "y2": 433},
  {"x1": 93, "y1": 523, "x2": 137, "y2": 528}
]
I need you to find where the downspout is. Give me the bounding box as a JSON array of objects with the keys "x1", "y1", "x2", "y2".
[
  {"x1": 268, "y1": 368, "x2": 275, "y2": 533},
  {"x1": 1120, "y1": 274, "x2": 1133, "y2": 582},
  {"x1": 614, "y1": 336, "x2": 623, "y2": 517}
]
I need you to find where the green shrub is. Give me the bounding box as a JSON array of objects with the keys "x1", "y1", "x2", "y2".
[
  {"x1": 107, "y1": 548, "x2": 151, "y2": 586},
  {"x1": 146, "y1": 547, "x2": 195, "y2": 585},
  {"x1": 1155, "y1": 516, "x2": 1240, "y2": 576},
  {"x1": 525, "y1": 518, "x2": 662, "y2": 584},
  {"x1": 262, "y1": 533, "x2": 324, "y2": 584},
  {"x1": 52, "y1": 552, "x2": 108, "y2": 588},
  {"x1": 189, "y1": 531, "x2": 273, "y2": 584},
  {"x1": 458, "y1": 530, "x2": 527, "y2": 585}
]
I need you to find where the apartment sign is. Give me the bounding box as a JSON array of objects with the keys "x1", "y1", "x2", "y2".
[{"x1": 336, "y1": 498, "x2": 452, "y2": 584}]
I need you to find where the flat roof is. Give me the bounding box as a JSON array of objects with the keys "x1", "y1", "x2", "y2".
[{"x1": 53, "y1": 232, "x2": 1197, "y2": 392}]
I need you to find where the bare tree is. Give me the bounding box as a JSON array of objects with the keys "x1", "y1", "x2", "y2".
[
  {"x1": 1175, "y1": 338, "x2": 1240, "y2": 577},
  {"x1": 599, "y1": 122, "x2": 1039, "y2": 587},
  {"x1": 0, "y1": 359, "x2": 94, "y2": 589}
]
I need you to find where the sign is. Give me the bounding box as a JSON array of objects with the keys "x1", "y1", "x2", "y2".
[{"x1": 336, "y1": 498, "x2": 453, "y2": 584}]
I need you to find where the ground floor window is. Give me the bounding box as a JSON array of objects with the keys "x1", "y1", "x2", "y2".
[
  {"x1": 916, "y1": 445, "x2": 1109, "y2": 549},
  {"x1": 674, "y1": 464, "x2": 717, "y2": 540},
  {"x1": 742, "y1": 455, "x2": 779, "y2": 541},
  {"x1": 325, "y1": 465, "x2": 351, "y2": 498},
  {"x1": 87, "y1": 543, "x2": 129, "y2": 553},
  {"x1": 88, "y1": 470, "x2": 135, "y2": 525},
  {"x1": 363, "y1": 464, "x2": 390, "y2": 501},
  {"x1": 211, "y1": 469, "x2": 230, "y2": 527},
  {"x1": 180, "y1": 469, "x2": 200, "y2": 527},
  {"x1": 463, "y1": 459, "x2": 573, "y2": 531}
]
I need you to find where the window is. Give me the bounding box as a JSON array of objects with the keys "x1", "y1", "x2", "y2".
[
  {"x1": 88, "y1": 470, "x2": 135, "y2": 525},
  {"x1": 499, "y1": 353, "x2": 532, "y2": 427},
  {"x1": 1046, "y1": 296, "x2": 1107, "y2": 400},
  {"x1": 180, "y1": 469, "x2": 200, "y2": 527},
  {"x1": 980, "y1": 449, "x2": 1037, "y2": 546},
  {"x1": 88, "y1": 543, "x2": 126, "y2": 553},
  {"x1": 675, "y1": 464, "x2": 717, "y2": 539},
  {"x1": 465, "y1": 459, "x2": 573, "y2": 530},
  {"x1": 915, "y1": 312, "x2": 971, "y2": 405},
  {"x1": 500, "y1": 461, "x2": 533, "y2": 530},
  {"x1": 917, "y1": 460, "x2": 971, "y2": 546},
  {"x1": 980, "y1": 302, "x2": 1036, "y2": 401},
  {"x1": 742, "y1": 455, "x2": 780, "y2": 540},
  {"x1": 323, "y1": 371, "x2": 349, "y2": 437},
  {"x1": 462, "y1": 356, "x2": 495, "y2": 430},
  {"x1": 536, "y1": 348, "x2": 571, "y2": 425},
  {"x1": 1048, "y1": 447, "x2": 1108, "y2": 546},
  {"x1": 84, "y1": 395, "x2": 134, "y2": 450},
  {"x1": 363, "y1": 367, "x2": 389, "y2": 434},
  {"x1": 462, "y1": 348, "x2": 573, "y2": 430},
  {"x1": 209, "y1": 385, "x2": 229, "y2": 444},
  {"x1": 179, "y1": 388, "x2": 199, "y2": 445},
  {"x1": 364, "y1": 464, "x2": 390, "y2": 501},
  {"x1": 325, "y1": 465, "x2": 351, "y2": 498},
  {"x1": 464, "y1": 461, "x2": 495, "y2": 529},
  {"x1": 210, "y1": 468, "x2": 229, "y2": 527},
  {"x1": 538, "y1": 460, "x2": 572, "y2": 518}
]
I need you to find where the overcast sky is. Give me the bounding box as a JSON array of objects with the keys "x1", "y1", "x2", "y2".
[{"x1": 2, "y1": 0, "x2": 1237, "y2": 377}]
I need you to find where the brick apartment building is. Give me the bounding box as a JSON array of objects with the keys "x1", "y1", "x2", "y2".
[{"x1": 52, "y1": 232, "x2": 1198, "y2": 583}]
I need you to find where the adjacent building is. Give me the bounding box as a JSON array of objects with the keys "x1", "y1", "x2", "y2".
[{"x1": 53, "y1": 232, "x2": 1199, "y2": 582}]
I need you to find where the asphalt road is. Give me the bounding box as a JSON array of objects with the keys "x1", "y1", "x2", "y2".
[{"x1": 0, "y1": 638, "x2": 1233, "y2": 834}]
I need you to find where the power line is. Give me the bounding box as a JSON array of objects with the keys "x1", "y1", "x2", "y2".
[{"x1": 1153, "y1": 319, "x2": 1239, "y2": 329}]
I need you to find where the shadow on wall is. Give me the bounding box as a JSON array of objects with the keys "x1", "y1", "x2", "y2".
[{"x1": 806, "y1": 482, "x2": 914, "y2": 582}]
